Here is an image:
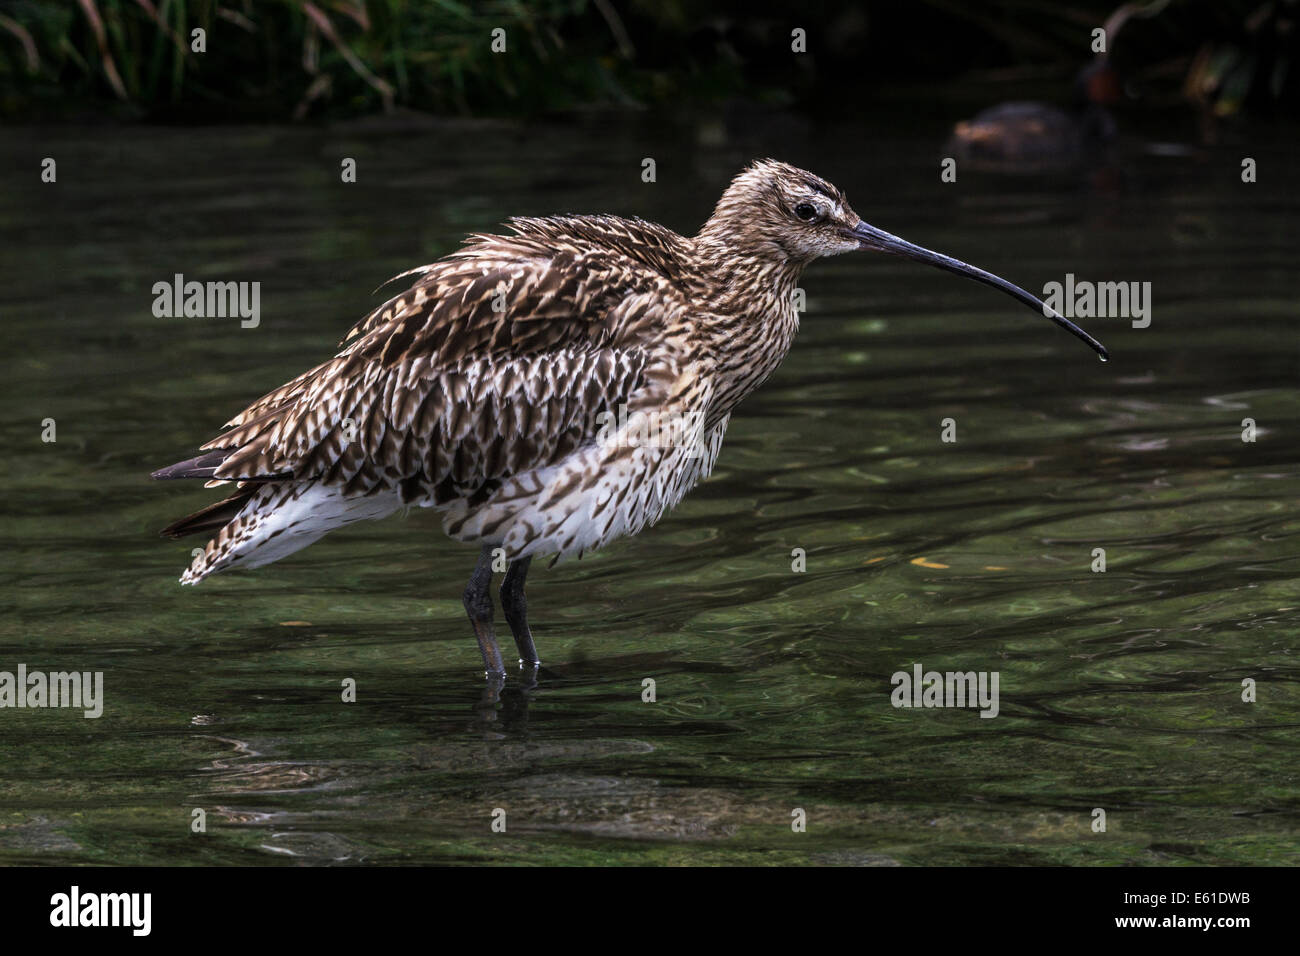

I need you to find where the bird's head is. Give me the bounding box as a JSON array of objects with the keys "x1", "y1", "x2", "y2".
[
  {"x1": 698, "y1": 159, "x2": 1108, "y2": 360},
  {"x1": 699, "y1": 159, "x2": 866, "y2": 262}
]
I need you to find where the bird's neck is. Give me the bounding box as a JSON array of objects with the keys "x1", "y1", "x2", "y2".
[{"x1": 690, "y1": 232, "x2": 807, "y2": 415}]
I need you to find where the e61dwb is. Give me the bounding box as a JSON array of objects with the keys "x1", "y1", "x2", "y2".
[{"x1": 1195, "y1": 892, "x2": 1250, "y2": 904}]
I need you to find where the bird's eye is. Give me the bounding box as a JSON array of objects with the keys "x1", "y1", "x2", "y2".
[{"x1": 794, "y1": 202, "x2": 818, "y2": 221}]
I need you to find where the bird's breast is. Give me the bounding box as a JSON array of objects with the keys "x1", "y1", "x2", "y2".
[{"x1": 703, "y1": 299, "x2": 801, "y2": 417}]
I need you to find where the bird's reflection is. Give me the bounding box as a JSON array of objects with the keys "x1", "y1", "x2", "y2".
[{"x1": 473, "y1": 664, "x2": 540, "y2": 730}]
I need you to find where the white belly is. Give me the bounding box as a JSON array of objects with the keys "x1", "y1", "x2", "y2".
[{"x1": 439, "y1": 415, "x2": 730, "y2": 560}]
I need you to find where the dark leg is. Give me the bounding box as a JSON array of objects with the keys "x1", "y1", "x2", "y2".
[
  {"x1": 500, "y1": 556, "x2": 540, "y2": 666},
  {"x1": 475, "y1": 673, "x2": 505, "y2": 724},
  {"x1": 463, "y1": 545, "x2": 504, "y2": 677}
]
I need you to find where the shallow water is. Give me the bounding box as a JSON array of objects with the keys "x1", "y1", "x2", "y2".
[{"x1": 1, "y1": 114, "x2": 1297, "y2": 865}]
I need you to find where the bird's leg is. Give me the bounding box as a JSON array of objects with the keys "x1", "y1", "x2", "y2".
[
  {"x1": 500, "y1": 556, "x2": 540, "y2": 666},
  {"x1": 463, "y1": 545, "x2": 504, "y2": 677}
]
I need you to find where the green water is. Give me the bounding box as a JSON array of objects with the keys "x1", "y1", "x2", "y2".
[{"x1": 1, "y1": 116, "x2": 1297, "y2": 865}]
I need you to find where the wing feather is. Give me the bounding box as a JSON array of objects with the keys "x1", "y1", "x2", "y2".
[{"x1": 198, "y1": 221, "x2": 696, "y2": 505}]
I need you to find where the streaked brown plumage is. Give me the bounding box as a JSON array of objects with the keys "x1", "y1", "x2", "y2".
[{"x1": 153, "y1": 159, "x2": 1106, "y2": 677}]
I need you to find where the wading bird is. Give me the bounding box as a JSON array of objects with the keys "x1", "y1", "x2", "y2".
[{"x1": 153, "y1": 160, "x2": 1106, "y2": 677}]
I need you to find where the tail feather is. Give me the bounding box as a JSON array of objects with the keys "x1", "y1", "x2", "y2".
[
  {"x1": 178, "y1": 480, "x2": 402, "y2": 585},
  {"x1": 159, "y1": 486, "x2": 259, "y2": 539},
  {"x1": 152, "y1": 448, "x2": 292, "y2": 482},
  {"x1": 150, "y1": 449, "x2": 233, "y2": 481}
]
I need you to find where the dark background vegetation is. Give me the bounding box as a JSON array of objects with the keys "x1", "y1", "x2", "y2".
[{"x1": 1, "y1": 0, "x2": 1296, "y2": 124}]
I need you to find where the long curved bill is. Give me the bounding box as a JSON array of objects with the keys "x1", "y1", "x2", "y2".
[{"x1": 850, "y1": 221, "x2": 1108, "y2": 361}]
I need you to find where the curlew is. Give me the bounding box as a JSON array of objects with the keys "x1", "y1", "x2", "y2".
[{"x1": 153, "y1": 160, "x2": 1106, "y2": 677}]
